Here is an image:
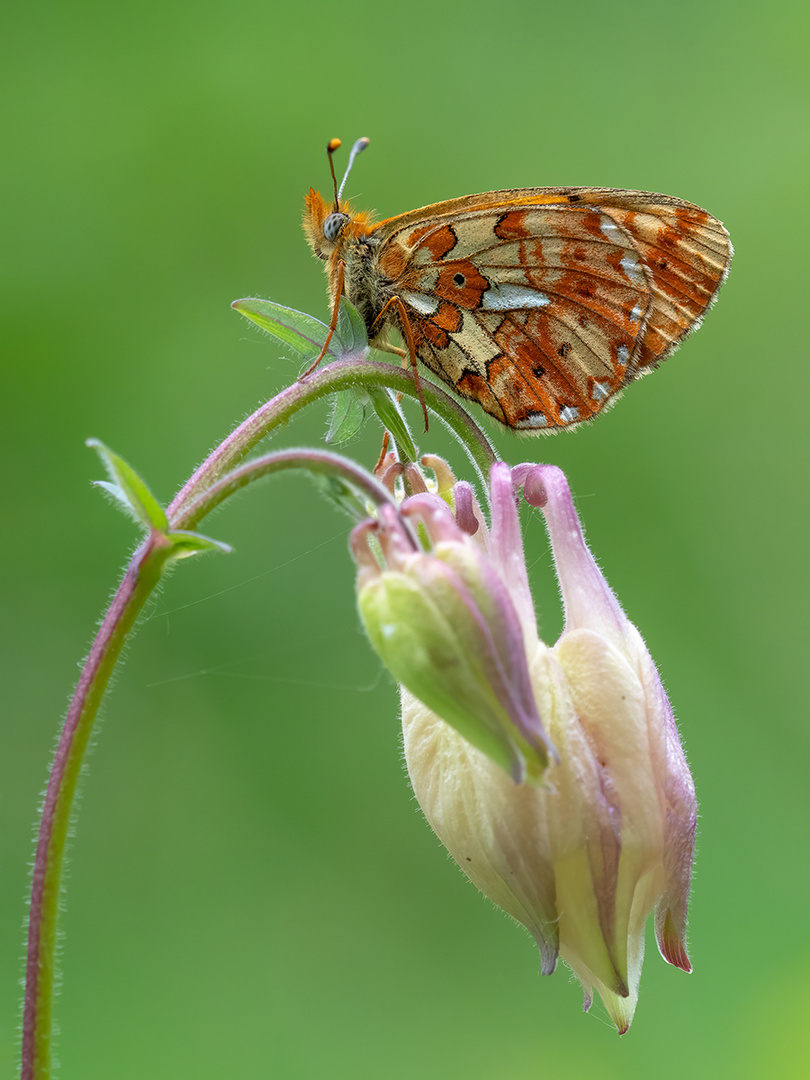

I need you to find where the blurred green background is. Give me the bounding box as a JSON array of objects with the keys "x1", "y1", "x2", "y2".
[{"x1": 2, "y1": 0, "x2": 808, "y2": 1076}]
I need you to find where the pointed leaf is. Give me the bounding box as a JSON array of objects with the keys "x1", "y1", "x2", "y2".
[
  {"x1": 166, "y1": 529, "x2": 233, "y2": 560},
  {"x1": 326, "y1": 389, "x2": 368, "y2": 444},
  {"x1": 92, "y1": 479, "x2": 136, "y2": 514},
  {"x1": 87, "y1": 439, "x2": 168, "y2": 532},
  {"x1": 334, "y1": 298, "x2": 369, "y2": 357},
  {"x1": 310, "y1": 473, "x2": 376, "y2": 524},
  {"x1": 367, "y1": 386, "x2": 418, "y2": 463},
  {"x1": 231, "y1": 298, "x2": 340, "y2": 361}
]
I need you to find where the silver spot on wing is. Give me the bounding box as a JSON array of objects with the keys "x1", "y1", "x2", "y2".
[
  {"x1": 400, "y1": 291, "x2": 440, "y2": 315},
  {"x1": 481, "y1": 283, "x2": 551, "y2": 311}
]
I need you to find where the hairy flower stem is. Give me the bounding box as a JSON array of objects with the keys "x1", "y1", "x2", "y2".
[
  {"x1": 22, "y1": 533, "x2": 171, "y2": 1080},
  {"x1": 21, "y1": 351, "x2": 496, "y2": 1080},
  {"x1": 171, "y1": 448, "x2": 397, "y2": 531},
  {"x1": 169, "y1": 358, "x2": 497, "y2": 519},
  {"x1": 21, "y1": 450, "x2": 394, "y2": 1080}
]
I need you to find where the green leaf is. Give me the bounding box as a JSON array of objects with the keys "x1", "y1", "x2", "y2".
[
  {"x1": 166, "y1": 529, "x2": 233, "y2": 559},
  {"x1": 326, "y1": 389, "x2": 368, "y2": 444},
  {"x1": 367, "y1": 387, "x2": 418, "y2": 463},
  {"x1": 92, "y1": 479, "x2": 137, "y2": 514},
  {"x1": 231, "y1": 298, "x2": 339, "y2": 361},
  {"x1": 334, "y1": 298, "x2": 369, "y2": 357},
  {"x1": 87, "y1": 439, "x2": 168, "y2": 532},
  {"x1": 232, "y1": 297, "x2": 369, "y2": 365},
  {"x1": 310, "y1": 473, "x2": 376, "y2": 524}
]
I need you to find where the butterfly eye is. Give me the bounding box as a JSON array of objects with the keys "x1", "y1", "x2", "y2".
[{"x1": 323, "y1": 212, "x2": 349, "y2": 242}]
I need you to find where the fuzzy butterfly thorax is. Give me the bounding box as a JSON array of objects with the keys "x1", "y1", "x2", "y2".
[
  {"x1": 303, "y1": 165, "x2": 732, "y2": 433},
  {"x1": 304, "y1": 188, "x2": 389, "y2": 333}
]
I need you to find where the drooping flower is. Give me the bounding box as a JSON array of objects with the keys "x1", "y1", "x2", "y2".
[{"x1": 351, "y1": 460, "x2": 697, "y2": 1032}]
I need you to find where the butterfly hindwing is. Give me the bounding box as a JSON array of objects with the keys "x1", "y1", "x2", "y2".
[{"x1": 304, "y1": 171, "x2": 732, "y2": 432}]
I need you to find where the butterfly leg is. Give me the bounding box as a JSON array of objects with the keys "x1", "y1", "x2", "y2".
[
  {"x1": 373, "y1": 431, "x2": 392, "y2": 473},
  {"x1": 300, "y1": 260, "x2": 346, "y2": 378},
  {"x1": 371, "y1": 296, "x2": 429, "y2": 433}
]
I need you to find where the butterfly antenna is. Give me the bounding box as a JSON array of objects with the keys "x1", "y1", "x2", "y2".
[
  {"x1": 337, "y1": 137, "x2": 370, "y2": 203},
  {"x1": 326, "y1": 137, "x2": 342, "y2": 210}
]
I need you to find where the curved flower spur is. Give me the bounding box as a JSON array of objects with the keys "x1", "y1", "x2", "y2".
[{"x1": 351, "y1": 460, "x2": 696, "y2": 1032}]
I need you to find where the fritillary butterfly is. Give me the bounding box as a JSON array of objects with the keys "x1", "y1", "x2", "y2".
[{"x1": 303, "y1": 138, "x2": 732, "y2": 432}]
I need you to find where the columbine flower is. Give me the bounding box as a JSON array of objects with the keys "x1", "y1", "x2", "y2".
[{"x1": 351, "y1": 460, "x2": 696, "y2": 1033}]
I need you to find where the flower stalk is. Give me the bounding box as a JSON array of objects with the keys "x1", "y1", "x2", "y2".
[
  {"x1": 21, "y1": 313, "x2": 494, "y2": 1079},
  {"x1": 169, "y1": 357, "x2": 496, "y2": 520}
]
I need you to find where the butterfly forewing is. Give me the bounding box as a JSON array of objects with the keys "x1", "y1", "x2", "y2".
[
  {"x1": 593, "y1": 198, "x2": 731, "y2": 374},
  {"x1": 379, "y1": 206, "x2": 632, "y2": 428},
  {"x1": 370, "y1": 189, "x2": 730, "y2": 430},
  {"x1": 304, "y1": 173, "x2": 731, "y2": 432}
]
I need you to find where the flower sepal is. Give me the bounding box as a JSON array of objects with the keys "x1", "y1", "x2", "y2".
[{"x1": 352, "y1": 491, "x2": 554, "y2": 784}]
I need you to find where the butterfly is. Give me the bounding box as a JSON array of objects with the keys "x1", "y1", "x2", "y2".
[{"x1": 303, "y1": 137, "x2": 732, "y2": 432}]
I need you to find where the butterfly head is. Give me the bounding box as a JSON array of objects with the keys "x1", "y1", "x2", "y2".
[
  {"x1": 303, "y1": 188, "x2": 348, "y2": 259},
  {"x1": 303, "y1": 137, "x2": 372, "y2": 261}
]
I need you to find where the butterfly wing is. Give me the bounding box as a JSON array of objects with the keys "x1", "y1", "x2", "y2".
[{"x1": 371, "y1": 189, "x2": 731, "y2": 430}]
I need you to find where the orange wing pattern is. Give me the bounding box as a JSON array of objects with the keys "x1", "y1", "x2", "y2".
[{"x1": 373, "y1": 190, "x2": 731, "y2": 430}]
